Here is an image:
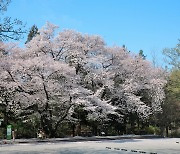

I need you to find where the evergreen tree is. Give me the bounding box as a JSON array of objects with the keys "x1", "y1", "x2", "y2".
[
  {"x1": 25, "y1": 25, "x2": 39, "y2": 44},
  {"x1": 139, "y1": 50, "x2": 146, "y2": 59},
  {"x1": 157, "y1": 70, "x2": 180, "y2": 137}
]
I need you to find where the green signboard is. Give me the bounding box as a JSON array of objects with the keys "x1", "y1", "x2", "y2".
[
  {"x1": 0, "y1": 119, "x2": 3, "y2": 126},
  {"x1": 7, "y1": 125, "x2": 12, "y2": 140}
]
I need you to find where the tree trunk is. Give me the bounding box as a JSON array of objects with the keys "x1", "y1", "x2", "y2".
[
  {"x1": 75, "y1": 123, "x2": 81, "y2": 136},
  {"x1": 166, "y1": 126, "x2": 169, "y2": 137},
  {"x1": 72, "y1": 124, "x2": 75, "y2": 137},
  {"x1": 92, "y1": 125, "x2": 98, "y2": 136},
  {"x1": 123, "y1": 117, "x2": 127, "y2": 134},
  {"x1": 137, "y1": 119, "x2": 140, "y2": 135}
]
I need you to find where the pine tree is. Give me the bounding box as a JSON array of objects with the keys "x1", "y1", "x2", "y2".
[
  {"x1": 139, "y1": 50, "x2": 146, "y2": 59},
  {"x1": 25, "y1": 25, "x2": 39, "y2": 44}
]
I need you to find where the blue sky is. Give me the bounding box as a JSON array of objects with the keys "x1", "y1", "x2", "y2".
[{"x1": 5, "y1": 0, "x2": 180, "y2": 65}]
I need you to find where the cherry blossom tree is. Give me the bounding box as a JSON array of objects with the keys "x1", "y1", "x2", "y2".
[
  {"x1": 25, "y1": 22, "x2": 117, "y2": 122},
  {"x1": 0, "y1": 23, "x2": 116, "y2": 137},
  {"x1": 103, "y1": 46, "x2": 167, "y2": 120},
  {"x1": 0, "y1": 22, "x2": 167, "y2": 137},
  {"x1": 0, "y1": 42, "x2": 22, "y2": 128}
]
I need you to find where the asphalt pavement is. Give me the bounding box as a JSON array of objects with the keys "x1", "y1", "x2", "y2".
[{"x1": 0, "y1": 135, "x2": 163, "y2": 145}]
